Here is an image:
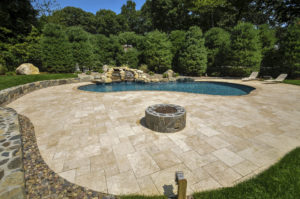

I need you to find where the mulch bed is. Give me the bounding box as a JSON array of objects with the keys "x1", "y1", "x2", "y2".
[{"x1": 19, "y1": 114, "x2": 111, "y2": 199}]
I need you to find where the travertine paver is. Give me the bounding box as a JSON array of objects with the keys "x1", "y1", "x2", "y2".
[{"x1": 7, "y1": 80, "x2": 300, "y2": 195}]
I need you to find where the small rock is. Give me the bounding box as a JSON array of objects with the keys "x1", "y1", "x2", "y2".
[
  {"x1": 0, "y1": 158, "x2": 9, "y2": 166},
  {"x1": 0, "y1": 169, "x2": 4, "y2": 180},
  {"x1": 2, "y1": 142, "x2": 10, "y2": 147},
  {"x1": 102, "y1": 65, "x2": 109, "y2": 72},
  {"x1": 151, "y1": 79, "x2": 160, "y2": 83},
  {"x1": 8, "y1": 157, "x2": 22, "y2": 169},
  {"x1": 104, "y1": 77, "x2": 112, "y2": 83},
  {"x1": 9, "y1": 135, "x2": 20, "y2": 140},
  {"x1": 2, "y1": 152, "x2": 9, "y2": 157},
  {"x1": 12, "y1": 149, "x2": 20, "y2": 156}
]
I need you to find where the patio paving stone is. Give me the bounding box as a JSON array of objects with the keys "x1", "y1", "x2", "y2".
[{"x1": 7, "y1": 79, "x2": 300, "y2": 195}]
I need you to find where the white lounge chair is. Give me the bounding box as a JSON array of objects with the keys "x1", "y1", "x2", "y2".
[
  {"x1": 242, "y1": 72, "x2": 259, "y2": 81},
  {"x1": 264, "y1": 74, "x2": 288, "y2": 84}
]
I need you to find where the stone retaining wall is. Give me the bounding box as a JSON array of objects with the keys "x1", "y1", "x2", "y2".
[
  {"x1": 0, "y1": 78, "x2": 88, "y2": 106},
  {"x1": 0, "y1": 107, "x2": 24, "y2": 199}
]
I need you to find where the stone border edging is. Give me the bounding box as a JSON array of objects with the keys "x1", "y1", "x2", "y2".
[
  {"x1": 0, "y1": 78, "x2": 89, "y2": 106},
  {"x1": 0, "y1": 107, "x2": 25, "y2": 199}
]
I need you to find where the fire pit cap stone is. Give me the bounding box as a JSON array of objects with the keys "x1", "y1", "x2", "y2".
[{"x1": 146, "y1": 104, "x2": 185, "y2": 117}]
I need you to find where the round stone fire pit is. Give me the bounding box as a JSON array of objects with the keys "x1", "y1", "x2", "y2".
[{"x1": 145, "y1": 104, "x2": 186, "y2": 133}]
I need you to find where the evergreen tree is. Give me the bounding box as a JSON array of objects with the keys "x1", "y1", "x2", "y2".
[
  {"x1": 120, "y1": 0, "x2": 139, "y2": 32},
  {"x1": 228, "y1": 22, "x2": 262, "y2": 76},
  {"x1": 0, "y1": 0, "x2": 37, "y2": 39},
  {"x1": 117, "y1": 32, "x2": 141, "y2": 68},
  {"x1": 142, "y1": 30, "x2": 172, "y2": 73},
  {"x1": 259, "y1": 24, "x2": 276, "y2": 55},
  {"x1": 169, "y1": 30, "x2": 186, "y2": 72},
  {"x1": 204, "y1": 27, "x2": 230, "y2": 75},
  {"x1": 40, "y1": 23, "x2": 73, "y2": 72},
  {"x1": 48, "y1": 7, "x2": 97, "y2": 34},
  {"x1": 96, "y1": 10, "x2": 128, "y2": 36},
  {"x1": 178, "y1": 26, "x2": 207, "y2": 76},
  {"x1": 258, "y1": 24, "x2": 277, "y2": 76},
  {"x1": 66, "y1": 26, "x2": 93, "y2": 71},
  {"x1": 280, "y1": 20, "x2": 300, "y2": 78},
  {"x1": 20, "y1": 26, "x2": 42, "y2": 68},
  {"x1": 118, "y1": 32, "x2": 140, "y2": 47},
  {"x1": 117, "y1": 48, "x2": 139, "y2": 68},
  {"x1": 89, "y1": 34, "x2": 110, "y2": 67},
  {"x1": 105, "y1": 35, "x2": 124, "y2": 65}
]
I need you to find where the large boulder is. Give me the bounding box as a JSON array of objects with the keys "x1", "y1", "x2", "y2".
[
  {"x1": 163, "y1": 69, "x2": 175, "y2": 78},
  {"x1": 102, "y1": 65, "x2": 109, "y2": 72},
  {"x1": 16, "y1": 63, "x2": 39, "y2": 75}
]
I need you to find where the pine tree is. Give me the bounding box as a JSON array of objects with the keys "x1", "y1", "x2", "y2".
[
  {"x1": 143, "y1": 30, "x2": 172, "y2": 73},
  {"x1": 204, "y1": 27, "x2": 230, "y2": 75},
  {"x1": 40, "y1": 23, "x2": 73, "y2": 73},
  {"x1": 66, "y1": 26, "x2": 93, "y2": 71},
  {"x1": 280, "y1": 20, "x2": 300, "y2": 78},
  {"x1": 178, "y1": 26, "x2": 207, "y2": 76},
  {"x1": 169, "y1": 30, "x2": 186, "y2": 72},
  {"x1": 228, "y1": 22, "x2": 262, "y2": 76}
]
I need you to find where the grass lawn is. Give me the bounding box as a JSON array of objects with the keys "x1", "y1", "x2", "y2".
[
  {"x1": 193, "y1": 147, "x2": 300, "y2": 199},
  {"x1": 121, "y1": 147, "x2": 300, "y2": 199},
  {"x1": 0, "y1": 73, "x2": 77, "y2": 91},
  {"x1": 283, "y1": 79, "x2": 300, "y2": 86}
]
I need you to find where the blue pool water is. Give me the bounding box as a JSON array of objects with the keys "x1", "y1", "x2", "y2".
[{"x1": 78, "y1": 81, "x2": 255, "y2": 96}]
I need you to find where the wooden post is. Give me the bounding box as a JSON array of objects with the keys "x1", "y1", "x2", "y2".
[
  {"x1": 176, "y1": 171, "x2": 187, "y2": 199},
  {"x1": 177, "y1": 179, "x2": 187, "y2": 199}
]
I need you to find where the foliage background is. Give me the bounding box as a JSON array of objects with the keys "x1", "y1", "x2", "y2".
[{"x1": 0, "y1": 0, "x2": 299, "y2": 78}]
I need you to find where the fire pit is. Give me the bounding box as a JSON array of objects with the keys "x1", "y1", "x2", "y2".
[{"x1": 145, "y1": 104, "x2": 186, "y2": 133}]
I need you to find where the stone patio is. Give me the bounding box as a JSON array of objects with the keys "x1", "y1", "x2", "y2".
[{"x1": 7, "y1": 80, "x2": 300, "y2": 196}]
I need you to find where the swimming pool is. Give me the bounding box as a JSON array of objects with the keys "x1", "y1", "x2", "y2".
[{"x1": 78, "y1": 81, "x2": 255, "y2": 96}]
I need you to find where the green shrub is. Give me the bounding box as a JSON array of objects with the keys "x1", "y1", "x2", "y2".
[
  {"x1": 118, "y1": 32, "x2": 141, "y2": 47},
  {"x1": 5, "y1": 71, "x2": 16, "y2": 76},
  {"x1": 174, "y1": 72, "x2": 179, "y2": 77},
  {"x1": 139, "y1": 64, "x2": 148, "y2": 73},
  {"x1": 222, "y1": 66, "x2": 252, "y2": 77},
  {"x1": 259, "y1": 24, "x2": 277, "y2": 55},
  {"x1": 0, "y1": 64, "x2": 7, "y2": 75},
  {"x1": 258, "y1": 24, "x2": 278, "y2": 77},
  {"x1": 66, "y1": 26, "x2": 94, "y2": 71},
  {"x1": 117, "y1": 47, "x2": 139, "y2": 68},
  {"x1": 178, "y1": 26, "x2": 207, "y2": 76},
  {"x1": 85, "y1": 71, "x2": 91, "y2": 75},
  {"x1": 169, "y1": 30, "x2": 186, "y2": 71},
  {"x1": 280, "y1": 20, "x2": 300, "y2": 78},
  {"x1": 211, "y1": 71, "x2": 221, "y2": 77},
  {"x1": 163, "y1": 73, "x2": 168, "y2": 78},
  {"x1": 98, "y1": 68, "x2": 104, "y2": 73},
  {"x1": 204, "y1": 27, "x2": 230, "y2": 75},
  {"x1": 142, "y1": 30, "x2": 172, "y2": 73},
  {"x1": 148, "y1": 71, "x2": 155, "y2": 76},
  {"x1": 40, "y1": 23, "x2": 74, "y2": 73},
  {"x1": 228, "y1": 22, "x2": 262, "y2": 77}
]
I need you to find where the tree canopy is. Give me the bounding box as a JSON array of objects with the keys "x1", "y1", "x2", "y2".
[{"x1": 0, "y1": 0, "x2": 299, "y2": 78}]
